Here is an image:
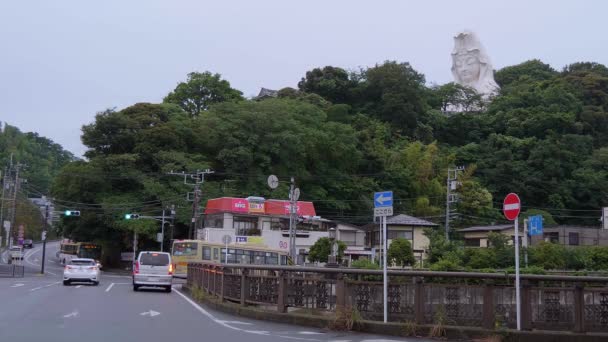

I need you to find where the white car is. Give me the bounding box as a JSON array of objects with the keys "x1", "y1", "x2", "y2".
[{"x1": 63, "y1": 258, "x2": 100, "y2": 286}]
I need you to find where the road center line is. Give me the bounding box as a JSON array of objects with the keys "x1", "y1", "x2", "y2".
[
  {"x1": 30, "y1": 281, "x2": 61, "y2": 292},
  {"x1": 105, "y1": 283, "x2": 115, "y2": 292}
]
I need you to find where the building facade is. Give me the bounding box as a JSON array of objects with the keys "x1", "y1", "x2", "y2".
[
  {"x1": 364, "y1": 214, "x2": 439, "y2": 266},
  {"x1": 199, "y1": 197, "x2": 368, "y2": 264},
  {"x1": 529, "y1": 226, "x2": 608, "y2": 247}
]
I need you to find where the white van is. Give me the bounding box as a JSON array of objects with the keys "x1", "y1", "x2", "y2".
[{"x1": 132, "y1": 251, "x2": 173, "y2": 292}]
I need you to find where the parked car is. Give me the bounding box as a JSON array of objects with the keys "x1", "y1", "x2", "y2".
[
  {"x1": 132, "y1": 251, "x2": 173, "y2": 292},
  {"x1": 63, "y1": 258, "x2": 100, "y2": 286},
  {"x1": 22, "y1": 239, "x2": 33, "y2": 248},
  {"x1": 8, "y1": 246, "x2": 24, "y2": 264}
]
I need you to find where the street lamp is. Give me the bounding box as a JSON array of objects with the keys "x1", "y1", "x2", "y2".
[{"x1": 326, "y1": 227, "x2": 338, "y2": 268}]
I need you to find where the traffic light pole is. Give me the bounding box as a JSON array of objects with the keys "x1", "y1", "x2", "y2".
[{"x1": 41, "y1": 204, "x2": 49, "y2": 274}]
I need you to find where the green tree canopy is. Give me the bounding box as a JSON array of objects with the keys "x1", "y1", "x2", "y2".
[
  {"x1": 163, "y1": 71, "x2": 243, "y2": 117},
  {"x1": 387, "y1": 237, "x2": 415, "y2": 267},
  {"x1": 307, "y1": 237, "x2": 346, "y2": 263}
]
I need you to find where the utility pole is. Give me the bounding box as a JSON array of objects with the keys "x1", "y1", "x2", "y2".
[
  {"x1": 288, "y1": 177, "x2": 300, "y2": 262},
  {"x1": 41, "y1": 204, "x2": 49, "y2": 274},
  {"x1": 0, "y1": 167, "x2": 5, "y2": 246},
  {"x1": 168, "y1": 169, "x2": 214, "y2": 240},
  {"x1": 445, "y1": 166, "x2": 464, "y2": 241},
  {"x1": 9, "y1": 163, "x2": 21, "y2": 247}
]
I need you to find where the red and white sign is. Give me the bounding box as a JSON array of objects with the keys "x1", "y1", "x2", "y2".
[{"x1": 502, "y1": 193, "x2": 521, "y2": 221}]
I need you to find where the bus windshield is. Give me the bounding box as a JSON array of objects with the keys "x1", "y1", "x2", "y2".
[
  {"x1": 173, "y1": 242, "x2": 198, "y2": 256},
  {"x1": 78, "y1": 244, "x2": 101, "y2": 259}
]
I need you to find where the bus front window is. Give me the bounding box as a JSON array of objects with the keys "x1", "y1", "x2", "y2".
[
  {"x1": 78, "y1": 245, "x2": 101, "y2": 259},
  {"x1": 173, "y1": 242, "x2": 198, "y2": 256}
]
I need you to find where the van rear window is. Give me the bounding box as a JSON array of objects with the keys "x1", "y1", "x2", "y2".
[{"x1": 140, "y1": 253, "x2": 170, "y2": 266}]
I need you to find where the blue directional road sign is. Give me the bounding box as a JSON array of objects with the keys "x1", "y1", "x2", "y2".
[
  {"x1": 528, "y1": 215, "x2": 543, "y2": 236},
  {"x1": 374, "y1": 191, "x2": 393, "y2": 207}
]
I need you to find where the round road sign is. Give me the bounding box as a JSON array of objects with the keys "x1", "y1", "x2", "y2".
[
  {"x1": 222, "y1": 234, "x2": 232, "y2": 245},
  {"x1": 502, "y1": 193, "x2": 521, "y2": 221}
]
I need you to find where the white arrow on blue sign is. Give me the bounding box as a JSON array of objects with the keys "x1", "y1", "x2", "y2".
[{"x1": 374, "y1": 191, "x2": 393, "y2": 208}]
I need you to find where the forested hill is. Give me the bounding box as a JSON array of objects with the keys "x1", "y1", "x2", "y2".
[
  {"x1": 51, "y1": 60, "x2": 608, "y2": 248},
  {"x1": 0, "y1": 122, "x2": 76, "y2": 194}
]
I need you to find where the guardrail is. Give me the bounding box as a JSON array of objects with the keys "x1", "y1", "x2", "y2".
[
  {"x1": 187, "y1": 262, "x2": 608, "y2": 333},
  {"x1": 0, "y1": 264, "x2": 25, "y2": 278}
]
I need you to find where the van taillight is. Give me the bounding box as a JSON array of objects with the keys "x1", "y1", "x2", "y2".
[
  {"x1": 168, "y1": 263, "x2": 174, "y2": 275},
  {"x1": 133, "y1": 261, "x2": 140, "y2": 275}
]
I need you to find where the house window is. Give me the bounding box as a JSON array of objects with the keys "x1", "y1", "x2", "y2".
[
  {"x1": 340, "y1": 231, "x2": 357, "y2": 246},
  {"x1": 569, "y1": 232, "x2": 579, "y2": 246},
  {"x1": 544, "y1": 232, "x2": 559, "y2": 243},
  {"x1": 233, "y1": 216, "x2": 260, "y2": 236},
  {"x1": 465, "y1": 238, "x2": 481, "y2": 247},
  {"x1": 388, "y1": 230, "x2": 413, "y2": 240},
  {"x1": 204, "y1": 214, "x2": 224, "y2": 228},
  {"x1": 271, "y1": 218, "x2": 289, "y2": 230}
]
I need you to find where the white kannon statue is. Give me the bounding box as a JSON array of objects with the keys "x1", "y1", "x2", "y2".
[{"x1": 451, "y1": 30, "x2": 499, "y2": 98}]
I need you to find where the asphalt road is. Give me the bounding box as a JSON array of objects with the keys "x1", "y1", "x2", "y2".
[{"x1": 0, "y1": 242, "x2": 428, "y2": 342}]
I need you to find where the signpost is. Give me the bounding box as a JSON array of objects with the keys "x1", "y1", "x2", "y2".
[
  {"x1": 374, "y1": 191, "x2": 393, "y2": 324},
  {"x1": 222, "y1": 234, "x2": 232, "y2": 264},
  {"x1": 503, "y1": 193, "x2": 521, "y2": 331}
]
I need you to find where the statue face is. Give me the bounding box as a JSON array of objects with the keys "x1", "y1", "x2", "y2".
[{"x1": 453, "y1": 53, "x2": 481, "y2": 84}]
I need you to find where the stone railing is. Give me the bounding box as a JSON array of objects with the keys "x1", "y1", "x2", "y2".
[{"x1": 187, "y1": 262, "x2": 608, "y2": 333}]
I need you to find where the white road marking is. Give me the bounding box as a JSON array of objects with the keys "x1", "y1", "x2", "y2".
[
  {"x1": 24, "y1": 247, "x2": 41, "y2": 267},
  {"x1": 103, "y1": 274, "x2": 131, "y2": 278},
  {"x1": 173, "y1": 288, "x2": 322, "y2": 341},
  {"x1": 298, "y1": 331, "x2": 324, "y2": 335},
  {"x1": 63, "y1": 311, "x2": 79, "y2": 318},
  {"x1": 30, "y1": 281, "x2": 61, "y2": 291},
  {"x1": 75, "y1": 285, "x2": 82, "y2": 288},
  {"x1": 277, "y1": 336, "x2": 321, "y2": 341},
  {"x1": 11, "y1": 283, "x2": 25, "y2": 288},
  {"x1": 244, "y1": 330, "x2": 269, "y2": 335},
  {"x1": 217, "y1": 320, "x2": 253, "y2": 325},
  {"x1": 48, "y1": 259, "x2": 56, "y2": 263},
  {"x1": 173, "y1": 288, "x2": 243, "y2": 331},
  {"x1": 105, "y1": 283, "x2": 115, "y2": 292},
  {"x1": 140, "y1": 310, "x2": 161, "y2": 317}
]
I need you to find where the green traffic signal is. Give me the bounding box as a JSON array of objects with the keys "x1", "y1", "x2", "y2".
[
  {"x1": 125, "y1": 213, "x2": 140, "y2": 219},
  {"x1": 64, "y1": 210, "x2": 80, "y2": 216}
]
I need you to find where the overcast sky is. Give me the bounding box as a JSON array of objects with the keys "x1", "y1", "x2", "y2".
[{"x1": 1, "y1": 0, "x2": 607, "y2": 156}]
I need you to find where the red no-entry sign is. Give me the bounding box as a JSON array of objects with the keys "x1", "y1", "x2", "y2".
[{"x1": 503, "y1": 193, "x2": 521, "y2": 221}]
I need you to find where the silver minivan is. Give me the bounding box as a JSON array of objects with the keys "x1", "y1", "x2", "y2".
[{"x1": 133, "y1": 251, "x2": 173, "y2": 292}]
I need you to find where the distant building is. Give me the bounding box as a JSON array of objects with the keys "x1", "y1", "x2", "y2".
[
  {"x1": 530, "y1": 226, "x2": 608, "y2": 247},
  {"x1": 459, "y1": 224, "x2": 515, "y2": 247},
  {"x1": 254, "y1": 88, "x2": 278, "y2": 100},
  {"x1": 364, "y1": 214, "x2": 439, "y2": 265},
  {"x1": 199, "y1": 197, "x2": 367, "y2": 265}
]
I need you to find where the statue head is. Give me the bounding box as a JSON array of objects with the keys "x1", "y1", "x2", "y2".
[{"x1": 451, "y1": 30, "x2": 499, "y2": 97}]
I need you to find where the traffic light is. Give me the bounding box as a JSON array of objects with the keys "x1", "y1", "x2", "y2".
[
  {"x1": 64, "y1": 210, "x2": 81, "y2": 216},
  {"x1": 125, "y1": 213, "x2": 140, "y2": 220}
]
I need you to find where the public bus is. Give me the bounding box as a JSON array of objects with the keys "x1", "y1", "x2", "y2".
[
  {"x1": 58, "y1": 241, "x2": 103, "y2": 268},
  {"x1": 171, "y1": 239, "x2": 290, "y2": 278}
]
